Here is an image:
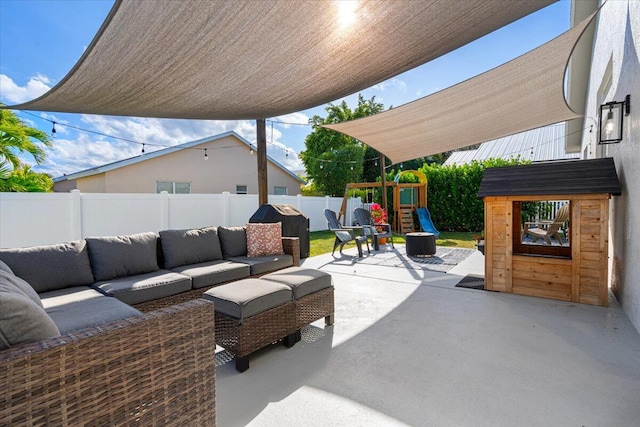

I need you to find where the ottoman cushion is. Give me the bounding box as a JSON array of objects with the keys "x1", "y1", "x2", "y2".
[
  {"x1": 261, "y1": 267, "x2": 332, "y2": 299},
  {"x1": 203, "y1": 278, "x2": 292, "y2": 322}
]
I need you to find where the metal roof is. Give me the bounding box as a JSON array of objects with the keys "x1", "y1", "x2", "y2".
[
  {"x1": 53, "y1": 131, "x2": 305, "y2": 184},
  {"x1": 477, "y1": 157, "x2": 621, "y2": 197},
  {"x1": 444, "y1": 123, "x2": 580, "y2": 165}
]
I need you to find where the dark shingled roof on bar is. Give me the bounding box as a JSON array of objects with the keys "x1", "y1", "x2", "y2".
[{"x1": 477, "y1": 157, "x2": 622, "y2": 197}]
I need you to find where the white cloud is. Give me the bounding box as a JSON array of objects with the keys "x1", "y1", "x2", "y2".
[
  {"x1": 371, "y1": 77, "x2": 407, "y2": 93},
  {"x1": 272, "y1": 112, "x2": 310, "y2": 128},
  {"x1": 0, "y1": 74, "x2": 51, "y2": 103}
]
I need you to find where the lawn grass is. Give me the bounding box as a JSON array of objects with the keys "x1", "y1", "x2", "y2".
[{"x1": 309, "y1": 230, "x2": 477, "y2": 257}]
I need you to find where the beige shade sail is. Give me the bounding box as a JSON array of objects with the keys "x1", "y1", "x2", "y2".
[
  {"x1": 325, "y1": 11, "x2": 596, "y2": 164},
  {"x1": 7, "y1": 0, "x2": 554, "y2": 120}
]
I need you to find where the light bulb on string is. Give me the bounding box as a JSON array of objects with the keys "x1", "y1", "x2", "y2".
[
  {"x1": 285, "y1": 149, "x2": 289, "y2": 159},
  {"x1": 320, "y1": 163, "x2": 323, "y2": 169},
  {"x1": 204, "y1": 148, "x2": 209, "y2": 160},
  {"x1": 141, "y1": 144, "x2": 145, "y2": 154},
  {"x1": 350, "y1": 165, "x2": 354, "y2": 171},
  {"x1": 51, "y1": 122, "x2": 57, "y2": 136},
  {"x1": 249, "y1": 146, "x2": 254, "y2": 155}
]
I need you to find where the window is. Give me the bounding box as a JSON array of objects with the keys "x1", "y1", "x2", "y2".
[
  {"x1": 236, "y1": 185, "x2": 248, "y2": 195},
  {"x1": 273, "y1": 186, "x2": 287, "y2": 195},
  {"x1": 513, "y1": 200, "x2": 571, "y2": 258},
  {"x1": 156, "y1": 181, "x2": 191, "y2": 194}
]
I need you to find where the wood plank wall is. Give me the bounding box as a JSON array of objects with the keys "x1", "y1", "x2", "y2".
[{"x1": 484, "y1": 195, "x2": 609, "y2": 306}]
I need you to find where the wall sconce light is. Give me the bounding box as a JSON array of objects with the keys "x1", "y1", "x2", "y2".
[{"x1": 599, "y1": 94, "x2": 630, "y2": 144}]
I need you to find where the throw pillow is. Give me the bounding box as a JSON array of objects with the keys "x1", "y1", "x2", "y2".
[
  {"x1": 0, "y1": 269, "x2": 43, "y2": 308},
  {"x1": 246, "y1": 222, "x2": 284, "y2": 257},
  {"x1": 0, "y1": 283, "x2": 60, "y2": 350}
]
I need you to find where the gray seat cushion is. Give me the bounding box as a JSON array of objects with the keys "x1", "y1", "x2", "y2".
[
  {"x1": 260, "y1": 267, "x2": 333, "y2": 299},
  {"x1": 41, "y1": 286, "x2": 142, "y2": 334},
  {"x1": 203, "y1": 278, "x2": 292, "y2": 322},
  {"x1": 160, "y1": 226, "x2": 223, "y2": 269},
  {"x1": 0, "y1": 240, "x2": 94, "y2": 293},
  {"x1": 170, "y1": 260, "x2": 250, "y2": 289},
  {"x1": 228, "y1": 254, "x2": 294, "y2": 276},
  {"x1": 94, "y1": 270, "x2": 192, "y2": 305},
  {"x1": 218, "y1": 226, "x2": 247, "y2": 258},
  {"x1": 86, "y1": 232, "x2": 159, "y2": 282}
]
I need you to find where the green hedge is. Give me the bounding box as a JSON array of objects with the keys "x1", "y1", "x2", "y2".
[{"x1": 419, "y1": 158, "x2": 530, "y2": 232}]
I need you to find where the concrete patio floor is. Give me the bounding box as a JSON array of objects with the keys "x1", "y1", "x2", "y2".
[{"x1": 215, "y1": 245, "x2": 640, "y2": 426}]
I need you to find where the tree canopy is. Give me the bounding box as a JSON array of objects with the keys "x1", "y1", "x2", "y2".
[
  {"x1": 300, "y1": 95, "x2": 385, "y2": 196},
  {"x1": 0, "y1": 108, "x2": 53, "y2": 192}
]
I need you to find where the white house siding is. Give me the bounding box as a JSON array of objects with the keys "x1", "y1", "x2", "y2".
[{"x1": 580, "y1": 0, "x2": 640, "y2": 332}]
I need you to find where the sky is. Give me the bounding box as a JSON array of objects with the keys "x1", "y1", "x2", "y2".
[{"x1": 0, "y1": 0, "x2": 571, "y2": 179}]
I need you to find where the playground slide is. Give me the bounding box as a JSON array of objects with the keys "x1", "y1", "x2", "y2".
[{"x1": 416, "y1": 208, "x2": 440, "y2": 237}]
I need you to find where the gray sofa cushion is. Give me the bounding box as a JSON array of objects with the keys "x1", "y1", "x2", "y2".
[
  {"x1": 260, "y1": 267, "x2": 333, "y2": 299},
  {"x1": 41, "y1": 286, "x2": 142, "y2": 334},
  {"x1": 228, "y1": 254, "x2": 294, "y2": 276},
  {"x1": 0, "y1": 280, "x2": 60, "y2": 350},
  {"x1": 203, "y1": 278, "x2": 292, "y2": 322},
  {"x1": 0, "y1": 269, "x2": 42, "y2": 307},
  {"x1": 0, "y1": 240, "x2": 94, "y2": 293},
  {"x1": 0, "y1": 260, "x2": 14, "y2": 275},
  {"x1": 86, "y1": 232, "x2": 159, "y2": 281},
  {"x1": 218, "y1": 226, "x2": 247, "y2": 258},
  {"x1": 160, "y1": 226, "x2": 223, "y2": 269},
  {"x1": 170, "y1": 260, "x2": 250, "y2": 289},
  {"x1": 94, "y1": 270, "x2": 192, "y2": 305}
]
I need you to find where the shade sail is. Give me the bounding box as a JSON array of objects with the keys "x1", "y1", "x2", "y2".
[
  {"x1": 325, "y1": 11, "x2": 596, "y2": 164},
  {"x1": 7, "y1": 0, "x2": 554, "y2": 120}
]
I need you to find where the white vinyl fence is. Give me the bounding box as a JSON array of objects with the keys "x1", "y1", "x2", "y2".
[{"x1": 0, "y1": 191, "x2": 359, "y2": 249}]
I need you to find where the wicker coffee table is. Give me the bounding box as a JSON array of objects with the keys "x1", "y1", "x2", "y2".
[{"x1": 405, "y1": 232, "x2": 437, "y2": 256}]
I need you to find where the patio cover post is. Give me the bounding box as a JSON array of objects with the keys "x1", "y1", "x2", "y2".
[
  {"x1": 380, "y1": 156, "x2": 387, "y2": 215},
  {"x1": 257, "y1": 119, "x2": 268, "y2": 205}
]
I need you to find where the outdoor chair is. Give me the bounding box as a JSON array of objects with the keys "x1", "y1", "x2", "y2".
[
  {"x1": 324, "y1": 209, "x2": 369, "y2": 257},
  {"x1": 353, "y1": 207, "x2": 394, "y2": 251},
  {"x1": 523, "y1": 203, "x2": 570, "y2": 245}
]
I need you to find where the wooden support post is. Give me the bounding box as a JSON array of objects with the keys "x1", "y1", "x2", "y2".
[
  {"x1": 256, "y1": 119, "x2": 268, "y2": 205},
  {"x1": 380, "y1": 155, "x2": 388, "y2": 227}
]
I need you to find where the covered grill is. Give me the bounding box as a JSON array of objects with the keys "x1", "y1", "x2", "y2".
[{"x1": 249, "y1": 204, "x2": 310, "y2": 258}]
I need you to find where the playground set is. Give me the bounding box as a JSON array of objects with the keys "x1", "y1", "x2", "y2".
[{"x1": 338, "y1": 170, "x2": 440, "y2": 235}]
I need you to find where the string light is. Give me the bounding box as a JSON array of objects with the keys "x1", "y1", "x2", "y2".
[
  {"x1": 204, "y1": 148, "x2": 209, "y2": 160},
  {"x1": 18, "y1": 110, "x2": 590, "y2": 169},
  {"x1": 285, "y1": 149, "x2": 289, "y2": 158}
]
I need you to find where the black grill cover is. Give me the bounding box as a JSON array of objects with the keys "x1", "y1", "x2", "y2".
[{"x1": 249, "y1": 204, "x2": 310, "y2": 258}]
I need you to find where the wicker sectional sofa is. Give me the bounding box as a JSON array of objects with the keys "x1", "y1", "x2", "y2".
[{"x1": 0, "y1": 225, "x2": 300, "y2": 426}]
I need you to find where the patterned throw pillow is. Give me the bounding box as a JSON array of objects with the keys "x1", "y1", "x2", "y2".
[{"x1": 246, "y1": 222, "x2": 284, "y2": 257}]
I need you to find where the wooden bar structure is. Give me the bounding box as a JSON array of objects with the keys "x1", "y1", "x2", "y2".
[{"x1": 478, "y1": 159, "x2": 621, "y2": 307}]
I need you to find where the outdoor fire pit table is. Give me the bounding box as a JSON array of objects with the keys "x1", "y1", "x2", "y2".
[{"x1": 405, "y1": 232, "x2": 437, "y2": 257}]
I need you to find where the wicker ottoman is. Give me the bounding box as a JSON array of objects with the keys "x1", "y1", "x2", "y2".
[
  {"x1": 261, "y1": 267, "x2": 335, "y2": 332},
  {"x1": 203, "y1": 278, "x2": 297, "y2": 372},
  {"x1": 405, "y1": 232, "x2": 437, "y2": 256}
]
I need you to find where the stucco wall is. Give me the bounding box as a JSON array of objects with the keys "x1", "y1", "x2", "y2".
[
  {"x1": 580, "y1": 0, "x2": 640, "y2": 331},
  {"x1": 71, "y1": 134, "x2": 301, "y2": 195}
]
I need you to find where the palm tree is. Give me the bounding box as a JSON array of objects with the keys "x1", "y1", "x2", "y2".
[
  {"x1": 0, "y1": 108, "x2": 52, "y2": 169},
  {"x1": 0, "y1": 108, "x2": 53, "y2": 192}
]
